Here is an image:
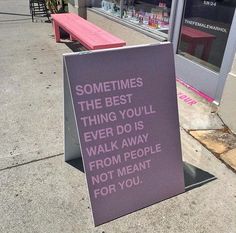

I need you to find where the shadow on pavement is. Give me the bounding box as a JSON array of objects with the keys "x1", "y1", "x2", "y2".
[
  {"x1": 66, "y1": 158, "x2": 216, "y2": 191},
  {"x1": 64, "y1": 41, "x2": 86, "y2": 53},
  {"x1": 67, "y1": 157, "x2": 84, "y2": 173},
  {"x1": 0, "y1": 18, "x2": 31, "y2": 22},
  {"x1": 184, "y1": 162, "x2": 216, "y2": 191}
]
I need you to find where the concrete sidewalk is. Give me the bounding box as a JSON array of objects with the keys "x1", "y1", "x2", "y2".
[{"x1": 0, "y1": 1, "x2": 236, "y2": 232}]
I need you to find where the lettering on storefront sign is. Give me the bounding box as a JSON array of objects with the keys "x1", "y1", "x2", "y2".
[
  {"x1": 63, "y1": 43, "x2": 185, "y2": 226},
  {"x1": 203, "y1": 0, "x2": 217, "y2": 7},
  {"x1": 184, "y1": 19, "x2": 227, "y2": 33},
  {"x1": 177, "y1": 92, "x2": 198, "y2": 106}
]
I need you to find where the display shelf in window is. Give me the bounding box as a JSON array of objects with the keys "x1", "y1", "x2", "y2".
[
  {"x1": 101, "y1": 0, "x2": 122, "y2": 17},
  {"x1": 122, "y1": 2, "x2": 170, "y2": 33}
]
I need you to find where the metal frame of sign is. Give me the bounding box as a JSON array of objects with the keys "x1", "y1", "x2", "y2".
[{"x1": 64, "y1": 59, "x2": 82, "y2": 161}]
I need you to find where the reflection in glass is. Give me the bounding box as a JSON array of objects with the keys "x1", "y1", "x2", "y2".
[
  {"x1": 98, "y1": 0, "x2": 173, "y2": 35},
  {"x1": 178, "y1": 0, "x2": 236, "y2": 72}
]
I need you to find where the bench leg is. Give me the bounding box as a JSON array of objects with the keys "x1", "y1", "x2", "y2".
[
  {"x1": 53, "y1": 21, "x2": 60, "y2": 42},
  {"x1": 70, "y1": 35, "x2": 76, "y2": 41}
]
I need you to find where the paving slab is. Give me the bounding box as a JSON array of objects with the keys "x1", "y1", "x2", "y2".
[
  {"x1": 180, "y1": 128, "x2": 232, "y2": 175},
  {"x1": 0, "y1": 10, "x2": 71, "y2": 169},
  {"x1": 0, "y1": 53, "x2": 64, "y2": 169},
  {"x1": 0, "y1": 130, "x2": 236, "y2": 233},
  {"x1": 189, "y1": 129, "x2": 236, "y2": 155},
  {"x1": 0, "y1": 0, "x2": 29, "y2": 15},
  {"x1": 220, "y1": 148, "x2": 236, "y2": 171},
  {"x1": 0, "y1": 24, "x2": 69, "y2": 57},
  {"x1": 176, "y1": 82, "x2": 224, "y2": 130}
]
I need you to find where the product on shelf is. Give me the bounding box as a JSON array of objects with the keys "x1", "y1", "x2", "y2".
[{"x1": 100, "y1": 0, "x2": 170, "y2": 31}]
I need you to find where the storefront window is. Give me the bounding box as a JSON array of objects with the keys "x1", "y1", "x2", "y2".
[
  {"x1": 98, "y1": 0, "x2": 173, "y2": 36},
  {"x1": 178, "y1": 0, "x2": 236, "y2": 72},
  {"x1": 100, "y1": 0, "x2": 122, "y2": 16}
]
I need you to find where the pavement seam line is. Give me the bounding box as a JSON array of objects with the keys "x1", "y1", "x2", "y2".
[
  {"x1": 0, "y1": 152, "x2": 64, "y2": 172},
  {"x1": 217, "y1": 113, "x2": 235, "y2": 134},
  {"x1": 186, "y1": 128, "x2": 226, "y2": 131}
]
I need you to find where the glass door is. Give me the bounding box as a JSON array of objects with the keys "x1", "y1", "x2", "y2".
[{"x1": 172, "y1": 0, "x2": 236, "y2": 103}]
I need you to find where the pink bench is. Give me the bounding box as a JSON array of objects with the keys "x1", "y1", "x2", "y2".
[{"x1": 52, "y1": 13, "x2": 126, "y2": 50}]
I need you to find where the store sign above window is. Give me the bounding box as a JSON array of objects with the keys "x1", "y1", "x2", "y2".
[{"x1": 63, "y1": 43, "x2": 185, "y2": 226}]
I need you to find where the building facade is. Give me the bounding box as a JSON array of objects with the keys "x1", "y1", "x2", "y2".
[{"x1": 219, "y1": 54, "x2": 236, "y2": 133}]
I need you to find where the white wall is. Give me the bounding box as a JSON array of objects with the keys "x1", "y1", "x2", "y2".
[
  {"x1": 68, "y1": 0, "x2": 87, "y2": 18},
  {"x1": 219, "y1": 54, "x2": 236, "y2": 133}
]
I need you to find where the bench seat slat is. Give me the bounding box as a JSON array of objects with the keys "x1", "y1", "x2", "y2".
[{"x1": 52, "y1": 13, "x2": 126, "y2": 49}]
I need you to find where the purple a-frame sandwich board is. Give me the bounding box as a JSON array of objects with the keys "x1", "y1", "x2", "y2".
[{"x1": 63, "y1": 43, "x2": 185, "y2": 226}]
